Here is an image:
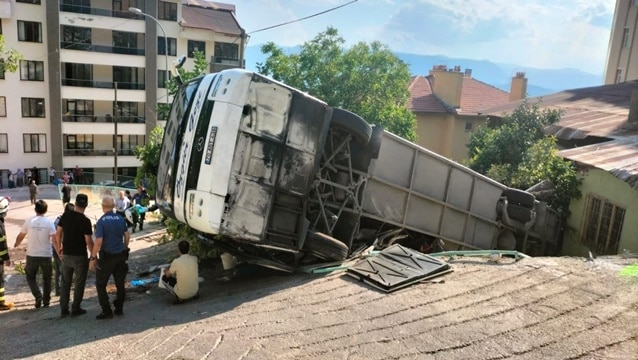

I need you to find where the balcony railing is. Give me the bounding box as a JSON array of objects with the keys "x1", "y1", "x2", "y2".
[
  {"x1": 60, "y1": 42, "x2": 145, "y2": 56},
  {"x1": 62, "y1": 78, "x2": 145, "y2": 90},
  {"x1": 59, "y1": 4, "x2": 139, "y2": 19},
  {"x1": 63, "y1": 149, "x2": 136, "y2": 156},
  {"x1": 63, "y1": 115, "x2": 145, "y2": 124}
]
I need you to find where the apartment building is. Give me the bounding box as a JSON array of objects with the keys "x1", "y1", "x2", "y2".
[
  {"x1": 604, "y1": 0, "x2": 638, "y2": 84},
  {"x1": 0, "y1": 0, "x2": 245, "y2": 187}
]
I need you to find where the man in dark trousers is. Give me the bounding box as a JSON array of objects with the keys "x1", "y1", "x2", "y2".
[
  {"x1": 90, "y1": 195, "x2": 130, "y2": 319},
  {"x1": 0, "y1": 196, "x2": 14, "y2": 311},
  {"x1": 54, "y1": 193, "x2": 94, "y2": 318},
  {"x1": 61, "y1": 180, "x2": 72, "y2": 205},
  {"x1": 132, "y1": 186, "x2": 148, "y2": 231}
]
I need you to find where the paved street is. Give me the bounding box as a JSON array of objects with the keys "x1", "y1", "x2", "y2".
[{"x1": 0, "y1": 185, "x2": 637, "y2": 359}]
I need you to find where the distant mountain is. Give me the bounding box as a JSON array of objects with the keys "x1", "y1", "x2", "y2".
[{"x1": 244, "y1": 45, "x2": 603, "y2": 97}]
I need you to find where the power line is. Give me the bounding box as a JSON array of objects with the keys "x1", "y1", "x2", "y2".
[{"x1": 246, "y1": 0, "x2": 358, "y2": 35}]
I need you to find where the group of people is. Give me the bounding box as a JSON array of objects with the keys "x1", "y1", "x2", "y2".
[{"x1": 0, "y1": 192, "x2": 199, "y2": 316}]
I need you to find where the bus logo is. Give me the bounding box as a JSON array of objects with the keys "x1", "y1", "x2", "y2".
[{"x1": 205, "y1": 127, "x2": 218, "y2": 165}]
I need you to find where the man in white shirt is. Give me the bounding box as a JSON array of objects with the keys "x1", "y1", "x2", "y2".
[
  {"x1": 115, "y1": 190, "x2": 131, "y2": 216},
  {"x1": 14, "y1": 200, "x2": 57, "y2": 308},
  {"x1": 161, "y1": 240, "x2": 199, "y2": 305}
]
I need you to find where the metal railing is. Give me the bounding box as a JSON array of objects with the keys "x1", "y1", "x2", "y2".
[
  {"x1": 62, "y1": 115, "x2": 145, "y2": 124},
  {"x1": 61, "y1": 78, "x2": 145, "y2": 90}
]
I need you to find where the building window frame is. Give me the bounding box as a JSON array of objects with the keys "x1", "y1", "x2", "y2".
[
  {"x1": 464, "y1": 121, "x2": 473, "y2": 132},
  {"x1": 158, "y1": 70, "x2": 172, "y2": 88},
  {"x1": 16, "y1": 0, "x2": 42, "y2": 4},
  {"x1": 17, "y1": 20, "x2": 43, "y2": 43},
  {"x1": 214, "y1": 42, "x2": 239, "y2": 62},
  {"x1": 622, "y1": 27, "x2": 631, "y2": 48},
  {"x1": 0, "y1": 133, "x2": 7, "y2": 153},
  {"x1": 158, "y1": 37, "x2": 177, "y2": 56},
  {"x1": 616, "y1": 68, "x2": 624, "y2": 84},
  {"x1": 20, "y1": 60, "x2": 45, "y2": 81},
  {"x1": 23, "y1": 133, "x2": 47, "y2": 153},
  {"x1": 158, "y1": 1, "x2": 178, "y2": 21},
  {"x1": 21, "y1": 97, "x2": 46, "y2": 118},
  {"x1": 188, "y1": 40, "x2": 205, "y2": 58},
  {"x1": 581, "y1": 194, "x2": 626, "y2": 255},
  {"x1": 0, "y1": 96, "x2": 6, "y2": 117}
]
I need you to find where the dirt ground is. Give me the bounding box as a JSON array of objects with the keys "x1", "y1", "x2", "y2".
[{"x1": 1, "y1": 185, "x2": 638, "y2": 359}]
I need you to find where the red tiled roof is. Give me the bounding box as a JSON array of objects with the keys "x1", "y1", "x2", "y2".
[
  {"x1": 182, "y1": 0, "x2": 236, "y2": 12},
  {"x1": 408, "y1": 75, "x2": 509, "y2": 115},
  {"x1": 408, "y1": 76, "x2": 448, "y2": 113},
  {"x1": 459, "y1": 78, "x2": 509, "y2": 115}
]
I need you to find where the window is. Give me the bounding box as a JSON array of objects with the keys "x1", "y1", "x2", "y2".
[
  {"x1": 21, "y1": 98, "x2": 45, "y2": 117},
  {"x1": 65, "y1": 134, "x2": 94, "y2": 150},
  {"x1": 616, "y1": 68, "x2": 624, "y2": 84},
  {"x1": 23, "y1": 134, "x2": 47, "y2": 153},
  {"x1": 0, "y1": 67, "x2": 5, "y2": 79},
  {"x1": 63, "y1": 63, "x2": 92, "y2": 86},
  {"x1": 582, "y1": 195, "x2": 625, "y2": 255},
  {"x1": 0, "y1": 97, "x2": 5, "y2": 117},
  {"x1": 158, "y1": 1, "x2": 178, "y2": 21},
  {"x1": 62, "y1": 0, "x2": 91, "y2": 13},
  {"x1": 113, "y1": 31, "x2": 138, "y2": 49},
  {"x1": 622, "y1": 28, "x2": 631, "y2": 48},
  {"x1": 20, "y1": 60, "x2": 45, "y2": 81},
  {"x1": 17, "y1": 0, "x2": 42, "y2": 4},
  {"x1": 120, "y1": 134, "x2": 144, "y2": 155},
  {"x1": 158, "y1": 70, "x2": 172, "y2": 88},
  {"x1": 0, "y1": 134, "x2": 7, "y2": 153},
  {"x1": 63, "y1": 99, "x2": 94, "y2": 116},
  {"x1": 62, "y1": 25, "x2": 92, "y2": 50},
  {"x1": 18, "y1": 21, "x2": 42, "y2": 42},
  {"x1": 633, "y1": 0, "x2": 638, "y2": 6},
  {"x1": 214, "y1": 42, "x2": 239, "y2": 62},
  {"x1": 464, "y1": 121, "x2": 473, "y2": 132},
  {"x1": 188, "y1": 40, "x2": 205, "y2": 58},
  {"x1": 113, "y1": 66, "x2": 143, "y2": 89},
  {"x1": 158, "y1": 37, "x2": 177, "y2": 56}
]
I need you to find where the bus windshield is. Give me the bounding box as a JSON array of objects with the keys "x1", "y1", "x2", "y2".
[{"x1": 156, "y1": 77, "x2": 203, "y2": 218}]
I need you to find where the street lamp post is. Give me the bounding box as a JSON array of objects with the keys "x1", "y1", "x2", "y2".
[{"x1": 129, "y1": 7, "x2": 169, "y2": 108}]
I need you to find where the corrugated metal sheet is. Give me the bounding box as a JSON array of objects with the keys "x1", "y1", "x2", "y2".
[
  {"x1": 481, "y1": 80, "x2": 638, "y2": 140},
  {"x1": 181, "y1": 3, "x2": 242, "y2": 35},
  {"x1": 559, "y1": 140, "x2": 638, "y2": 189}
]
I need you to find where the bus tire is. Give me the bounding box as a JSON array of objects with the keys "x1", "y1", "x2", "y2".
[
  {"x1": 331, "y1": 108, "x2": 372, "y2": 145},
  {"x1": 506, "y1": 203, "x2": 534, "y2": 223},
  {"x1": 502, "y1": 188, "x2": 535, "y2": 209},
  {"x1": 305, "y1": 231, "x2": 349, "y2": 261}
]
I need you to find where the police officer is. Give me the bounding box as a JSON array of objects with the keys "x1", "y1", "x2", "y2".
[{"x1": 90, "y1": 195, "x2": 130, "y2": 319}]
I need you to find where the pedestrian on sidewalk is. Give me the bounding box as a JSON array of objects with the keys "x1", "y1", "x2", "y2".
[
  {"x1": 14, "y1": 200, "x2": 57, "y2": 308},
  {"x1": 54, "y1": 193, "x2": 94, "y2": 318},
  {"x1": 49, "y1": 167, "x2": 56, "y2": 184},
  {"x1": 90, "y1": 195, "x2": 130, "y2": 319},
  {"x1": 61, "y1": 180, "x2": 72, "y2": 205},
  {"x1": 0, "y1": 196, "x2": 14, "y2": 311},
  {"x1": 28, "y1": 180, "x2": 38, "y2": 205}
]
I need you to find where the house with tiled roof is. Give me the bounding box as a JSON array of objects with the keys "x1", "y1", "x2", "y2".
[
  {"x1": 408, "y1": 65, "x2": 526, "y2": 161},
  {"x1": 481, "y1": 80, "x2": 638, "y2": 257}
]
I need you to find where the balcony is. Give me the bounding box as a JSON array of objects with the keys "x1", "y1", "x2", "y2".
[
  {"x1": 62, "y1": 78, "x2": 145, "y2": 90},
  {"x1": 60, "y1": 42, "x2": 144, "y2": 56},
  {"x1": 63, "y1": 149, "x2": 136, "y2": 157},
  {"x1": 62, "y1": 115, "x2": 145, "y2": 124},
  {"x1": 59, "y1": 4, "x2": 138, "y2": 20}
]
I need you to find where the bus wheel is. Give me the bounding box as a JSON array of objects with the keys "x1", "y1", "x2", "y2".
[
  {"x1": 331, "y1": 108, "x2": 372, "y2": 145},
  {"x1": 305, "y1": 231, "x2": 349, "y2": 261}
]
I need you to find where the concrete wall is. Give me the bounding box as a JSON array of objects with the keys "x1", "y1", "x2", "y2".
[{"x1": 416, "y1": 113, "x2": 485, "y2": 162}]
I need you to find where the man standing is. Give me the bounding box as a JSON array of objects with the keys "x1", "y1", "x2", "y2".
[
  {"x1": 114, "y1": 190, "x2": 130, "y2": 218},
  {"x1": 61, "y1": 180, "x2": 72, "y2": 205},
  {"x1": 90, "y1": 195, "x2": 130, "y2": 319},
  {"x1": 14, "y1": 200, "x2": 57, "y2": 308},
  {"x1": 49, "y1": 167, "x2": 56, "y2": 184},
  {"x1": 132, "y1": 186, "x2": 149, "y2": 231},
  {"x1": 0, "y1": 196, "x2": 13, "y2": 311},
  {"x1": 161, "y1": 240, "x2": 199, "y2": 305},
  {"x1": 28, "y1": 180, "x2": 38, "y2": 205},
  {"x1": 54, "y1": 193, "x2": 94, "y2": 318}
]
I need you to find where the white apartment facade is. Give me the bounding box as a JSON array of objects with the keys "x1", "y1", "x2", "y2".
[
  {"x1": 0, "y1": 0, "x2": 245, "y2": 187},
  {"x1": 605, "y1": 0, "x2": 638, "y2": 84}
]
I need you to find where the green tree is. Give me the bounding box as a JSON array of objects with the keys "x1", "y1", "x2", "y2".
[
  {"x1": 134, "y1": 126, "x2": 163, "y2": 196},
  {"x1": 466, "y1": 100, "x2": 581, "y2": 216},
  {"x1": 257, "y1": 27, "x2": 417, "y2": 141},
  {"x1": 0, "y1": 34, "x2": 23, "y2": 73}
]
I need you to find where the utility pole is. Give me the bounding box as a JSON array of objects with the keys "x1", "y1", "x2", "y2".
[{"x1": 114, "y1": 82, "x2": 118, "y2": 185}]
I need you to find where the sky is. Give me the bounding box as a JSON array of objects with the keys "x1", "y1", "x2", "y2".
[{"x1": 232, "y1": 0, "x2": 617, "y2": 75}]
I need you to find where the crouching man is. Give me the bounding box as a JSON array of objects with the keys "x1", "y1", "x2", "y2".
[{"x1": 160, "y1": 240, "x2": 199, "y2": 305}]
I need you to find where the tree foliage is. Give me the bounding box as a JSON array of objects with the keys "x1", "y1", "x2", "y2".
[
  {"x1": 257, "y1": 27, "x2": 417, "y2": 141},
  {"x1": 134, "y1": 126, "x2": 164, "y2": 196},
  {"x1": 466, "y1": 101, "x2": 581, "y2": 216},
  {"x1": 0, "y1": 34, "x2": 23, "y2": 73}
]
